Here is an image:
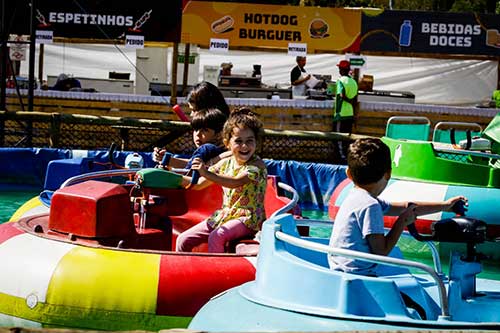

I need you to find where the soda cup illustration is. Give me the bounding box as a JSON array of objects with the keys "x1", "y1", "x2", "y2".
[{"x1": 399, "y1": 20, "x2": 413, "y2": 47}]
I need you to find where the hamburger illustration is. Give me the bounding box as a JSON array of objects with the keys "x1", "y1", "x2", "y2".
[{"x1": 309, "y1": 18, "x2": 329, "y2": 38}]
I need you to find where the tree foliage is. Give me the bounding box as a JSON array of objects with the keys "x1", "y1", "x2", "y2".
[{"x1": 293, "y1": 0, "x2": 499, "y2": 12}]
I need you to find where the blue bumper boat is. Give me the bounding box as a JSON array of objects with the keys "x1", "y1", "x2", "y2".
[{"x1": 190, "y1": 213, "x2": 500, "y2": 331}]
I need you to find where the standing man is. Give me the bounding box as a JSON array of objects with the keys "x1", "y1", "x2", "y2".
[
  {"x1": 334, "y1": 60, "x2": 358, "y2": 162},
  {"x1": 290, "y1": 56, "x2": 311, "y2": 98}
]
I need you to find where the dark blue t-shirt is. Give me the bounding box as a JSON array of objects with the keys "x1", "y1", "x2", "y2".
[{"x1": 186, "y1": 143, "x2": 226, "y2": 168}]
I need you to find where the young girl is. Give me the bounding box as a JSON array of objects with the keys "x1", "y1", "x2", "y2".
[{"x1": 176, "y1": 109, "x2": 267, "y2": 253}]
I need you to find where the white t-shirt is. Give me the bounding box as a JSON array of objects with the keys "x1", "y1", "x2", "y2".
[{"x1": 328, "y1": 187, "x2": 389, "y2": 275}]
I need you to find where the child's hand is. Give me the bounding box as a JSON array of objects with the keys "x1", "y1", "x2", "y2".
[
  {"x1": 399, "y1": 203, "x2": 417, "y2": 226},
  {"x1": 190, "y1": 157, "x2": 207, "y2": 175},
  {"x1": 444, "y1": 196, "x2": 468, "y2": 214},
  {"x1": 152, "y1": 147, "x2": 166, "y2": 163}
]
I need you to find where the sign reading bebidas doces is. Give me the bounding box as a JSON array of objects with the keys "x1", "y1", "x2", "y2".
[
  {"x1": 6, "y1": 0, "x2": 182, "y2": 43},
  {"x1": 361, "y1": 10, "x2": 500, "y2": 56}
]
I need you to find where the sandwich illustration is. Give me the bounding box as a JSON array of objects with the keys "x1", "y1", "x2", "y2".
[
  {"x1": 211, "y1": 15, "x2": 235, "y2": 34},
  {"x1": 309, "y1": 18, "x2": 329, "y2": 38}
]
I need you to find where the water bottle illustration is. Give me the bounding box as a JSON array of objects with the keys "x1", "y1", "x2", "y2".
[{"x1": 399, "y1": 20, "x2": 413, "y2": 47}]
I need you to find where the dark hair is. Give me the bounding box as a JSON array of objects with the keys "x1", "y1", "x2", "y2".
[
  {"x1": 187, "y1": 81, "x2": 230, "y2": 117},
  {"x1": 339, "y1": 67, "x2": 350, "y2": 76},
  {"x1": 222, "y1": 107, "x2": 263, "y2": 144},
  {"x1": 190, "y1": 108, "x2": 227, "y2": 133},
  {"x1": 347, "y1": 138, "x2": 391, "y2": 185}
]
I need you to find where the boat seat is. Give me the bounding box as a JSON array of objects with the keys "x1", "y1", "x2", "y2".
[
  {"x1": 432, "y1": 121, "x2": 482, "y2": 145},
  {"x1": 385, "y1": 116, "x2": 431, "y2": 141},
  {"x1": 234, "y1": 239, "x2": 260, "y2": 256},
  {"x1": 227, "y1": 176, "x2": 299, "y2": 254},
  {"x1": 185, "y1": 175, "x2": 298, "y2": 254}
]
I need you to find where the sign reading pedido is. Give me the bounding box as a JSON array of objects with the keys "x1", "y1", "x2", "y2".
[{"x1": 210, "y1": 38, "x2": 229, "y2": 52}]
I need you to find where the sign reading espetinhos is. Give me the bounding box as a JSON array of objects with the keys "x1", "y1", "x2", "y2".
[{"x1": 6, "y1": 0, "x2": 182, "y2": 42}]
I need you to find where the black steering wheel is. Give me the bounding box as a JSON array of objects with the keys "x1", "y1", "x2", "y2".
[{"x1": 407, "y1": 200, "x2": 467, "y2": 242}]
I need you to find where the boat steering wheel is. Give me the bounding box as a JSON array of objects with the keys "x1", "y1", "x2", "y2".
[{"x1": 407, "y1": 200, "x2": 468, "y2": 242}]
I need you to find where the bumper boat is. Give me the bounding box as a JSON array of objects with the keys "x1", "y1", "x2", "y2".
[
  {"x1": 329, "y1": 116, "x2": 500, "y2": 256},
  {"x1": 0, "y1": 168, "x2": 298, "y2": 330},
  {"x1": 189, "y1": 213, "x2": 500, "y2": 331}
]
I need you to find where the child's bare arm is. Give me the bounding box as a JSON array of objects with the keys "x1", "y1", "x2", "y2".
[
  {"x1": 168, "y1": 157, "x2": 189, "y2": 169},
  {"x1": 206, "y1": 150, "x2": 232, "y2": 166},
  {"x1": 181, "y1": 172, "x2": 213, "y2": 190},
  {"x1": 153, "y1": 148, "x2": 189, "y2": 169},
  {"x1": 367, "y1": 204, "x2": 416, "y2": 256},
  {"x1": 190, "y1": 157, "x2": 252, "y2": 189},
  {"x1": 386, "y1": 196, "x2": 467, "y2": 216}
]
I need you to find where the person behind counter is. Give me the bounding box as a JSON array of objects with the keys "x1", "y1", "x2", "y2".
[
  {"x1": 220, "y1": 62, "x2": 233, "y2": 77},
  {"x1": 290, "y1": 56, "x2": 311, "y2": 98}
]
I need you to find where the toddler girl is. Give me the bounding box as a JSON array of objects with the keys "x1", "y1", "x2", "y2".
[{"x1": 177, "y1": 109, "x2": 267, "y2": 253}]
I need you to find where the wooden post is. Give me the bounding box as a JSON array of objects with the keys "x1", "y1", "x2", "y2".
[
  {"x1": 119, "y1": 127, "x2": 129, "y2": 150},
  {"x1": 182, "y1": 43, "x2": 190, "y2": 96},
  {"x1": 49, "y1": 113, "x2": 61, "y2": 147},
  {"x1": 171, "y1": 42, "x2": 179, "y2": 105},
  {"x1": 38, "y1": 44, "x2": 44, "y2": 87}
]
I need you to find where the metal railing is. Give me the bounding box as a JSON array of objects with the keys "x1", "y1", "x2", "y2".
[
  {"x1": 275, "y1": 228, "x2": 449, "y2": 318},
  {"x1": 60, "y1": 168, "x2": 140, "y2": 188},
  {"x1": 270, "y1": 182, "x2": 299, "y2": 218}
]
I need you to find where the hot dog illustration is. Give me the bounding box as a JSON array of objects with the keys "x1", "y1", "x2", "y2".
[{"x1": 211, "y1": 15, "x2": 235, "y2": 34}]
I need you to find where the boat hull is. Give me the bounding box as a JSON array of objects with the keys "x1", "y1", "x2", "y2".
[
  {"x1": 189, "y1": 214, "x2": 500, "y2": 332},
  {"x1": 0, "y1": 168, "x2": 299, "y2": 330},
  {"x1": 190, "y1": 282, "x2": 500, "y2": 332},
  {"x1": 0, "y1": 221, "x2": 256, "y2": 330}
]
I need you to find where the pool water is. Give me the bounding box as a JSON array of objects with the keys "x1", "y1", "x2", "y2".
[
  {"x1": 0, "y1": 190, "x2": 39, "y2": 223},
  {"x1": 2, "y1": 197, "x2": 500, "y2": 279}
]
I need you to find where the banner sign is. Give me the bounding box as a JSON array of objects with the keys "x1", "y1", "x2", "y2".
[
  {"x1": 6, "y1": 0, "x2": 182, "y2": 43},
  {"x1": 9, "y1": 35, "x2": 27, "y2": 61},
  {"x1": 361, "y1": 10, "x2": 500, "y2": 56},
  {"x1": 181, "y1": 1, "x2": 361, "y2": 53}
]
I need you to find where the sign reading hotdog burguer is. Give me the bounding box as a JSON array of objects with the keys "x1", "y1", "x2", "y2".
[{"x1": 181, "y1": 1, "x2": 361, "y2": 53}]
